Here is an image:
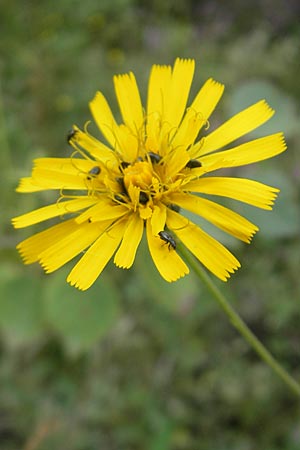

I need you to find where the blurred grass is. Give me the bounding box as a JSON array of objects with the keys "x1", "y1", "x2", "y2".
[{"x1": 1, "y1": 0, "x2": 300, "y2": 449}]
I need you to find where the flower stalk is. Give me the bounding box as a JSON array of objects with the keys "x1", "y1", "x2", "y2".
[{"x1": 178, "y1": 243, "x2": 300, "y2": 397}]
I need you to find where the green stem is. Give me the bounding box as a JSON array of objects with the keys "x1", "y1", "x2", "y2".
[{"x1": 178, "y1": 244, "x2": 300, "y2": 397}]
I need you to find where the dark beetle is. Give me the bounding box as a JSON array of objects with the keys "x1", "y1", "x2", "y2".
[
  {"x1": 139, "y1": 192, "x2": 149, "y2": 205},
  {"x1": 120, "y1": 161, "x2": 130, "y2": 169},
  {"x1": 158, "y1": 230, "x2": 176, "y2": 250},
  {"x1": 86, "y1": 166, "x2": 101, "y2": 180},
  {"x1": 67, "y1": 128, "x2": 77, "y2": 143},
  {"x1": 148, "y1": 152, "x2": 162, "y2": 164},
  {"x1": 88, "y1": 166, "x2": 101, "y2": 176},
  {"x1": 185, "y1": 159, "x2": 202, "y2": 169}
]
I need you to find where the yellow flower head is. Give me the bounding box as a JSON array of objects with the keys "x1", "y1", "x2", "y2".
[{"x1": 12, "y1": 58, "x2": 286, "y2": 290}]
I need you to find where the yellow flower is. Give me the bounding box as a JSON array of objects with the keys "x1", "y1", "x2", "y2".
[{"x1": 12, "y1": 58, "x2": 286, "y2": 290}]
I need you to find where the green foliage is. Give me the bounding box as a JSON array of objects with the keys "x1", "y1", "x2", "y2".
[
  {"x1": 0, "y1": 271, "x2": 44, "y2": 345},
  {"x1": 1, "y1": 0, "x2": 300, "y2": 449},
  {"x1": 44, "y1": 269, "x2": 121, "y2": 354}
]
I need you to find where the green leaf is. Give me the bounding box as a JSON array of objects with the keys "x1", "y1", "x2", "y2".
[
  {"x1": 44, "y1": 268, "x2": 121, "y2": 354},
  {"x1": 133, "y1": 237, "x2": 212, "y2": 314},
  {"x1": 0, "y1": 272, "x2": 44, "y2": 345}
]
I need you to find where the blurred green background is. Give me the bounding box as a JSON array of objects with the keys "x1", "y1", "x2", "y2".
[{"x1": 1, "y1": 0, "x2": 300, "y2": 449}]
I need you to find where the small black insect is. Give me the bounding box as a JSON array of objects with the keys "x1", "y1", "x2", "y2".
[
  {"x1": 185, "y1": 159, "x2": 202, "y2": 169},
  {"x1": 88, "y1": 166, "x2": 101, "y2": 176},
  {"x1": 148, "y1": 152, "x2": 162, "y2": 164},
  {"x1": 139, "y1": 192, "x2": 149, "y2": 205},
  {"x1": 114, "y1": 194, "x2": 126, "y2": 204},
  {"x1": 158, "y1": 230, "x2": 176, "y2": 250},
  {"x1": 116, "y1": 176, "x2": 126, "y2": 191},
  {"x1": 120, "y1": 161, "x2": 130, "y2": 169},
  {"x1": 67, "y1": 128, "x2": 76, "y2": 143},
  {"x1": 86, "y1": 166, "x2": 101, "y2": 180}
]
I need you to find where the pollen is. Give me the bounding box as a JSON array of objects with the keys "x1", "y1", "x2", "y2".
[{"x1": 123, "y1": 161, "x2": 153, "y2": 191}]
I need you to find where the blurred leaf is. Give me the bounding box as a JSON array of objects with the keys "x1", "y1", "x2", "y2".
[
  {"x1": 0, "y1": 273, "x2": 44, "y2": 345},
  {"x1": 44, "y1": 268, "x2": 121, "y2": 353},
  {"x1": 149, "y1": 417, "x2": 173, "y2": 450},
  {"x1": 235, "y1": 167, "x2": 300, "y2": 239},
  {"x1": 228, "y1": 80, "x2": 299, "y2": 138},
  {"x1": 132, "y1": 237, "x2": 203, "y2": 314}
]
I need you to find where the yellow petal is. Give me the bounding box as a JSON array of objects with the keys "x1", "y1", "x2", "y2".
[
  {"x1": 89, "y1": 91, "x2": 120, "y2": 148},
  {"x1": 197, "y1": 100, "x2": 275, "y2": 155},
  {"x1": 150, "y1": 204, "x2": 167, "y2": 236},
  {"x1": 71, "y1": 126, "x2": 118, "y2": 163},
  {"x1": 67, "y1": 219, "x2": 126, "y2": 290},
  {"x1": 169, "y1": 193, "x2": 258, "y2": 243},
  {"x1": 114, "y1": 72, "x2": 144, "y2": 133},
  {"x1": 147, "y1": 64, "x2": 172, "y2": 119},
  {"x1": 146, "y1": 219, "x2": 189, "y2": 282},
  {"x1": 12, "y1": 198, "x2": 98, "y2": 228},
  {"x1": 181, "y1": 154, "x2": 228, "y2": 178},
  {"x1": 163, "y1": 58, "x2": 195, "y2": 131},
  {"x1": 39, "y1": 220, "x2": 111, "y2": 273},
  {"x1": 16, "y1": 177, "x2": 46, "y2": 193},
  {"x1": 31, "y1": 168, "x2": 88, "y2": 190},
  {"x1": 146, "y1": 64, "x2": 172, "y2": 148},
  {"x1": 174, "y1": 78, "x2": 224, "y2": 147},
  {"x1": 115, "y1": 124, "x2": 139, "y2": 162},
  {"x1": 16, "y1": 219, "x2": 78, "y2": 264},
  {"x1": 185, "y1": 177, "x2": 279, "y2": 210},
  {"x1": 189, "y1": 78, "x2": 224, "y2": 125},
  {"x1": 166, "y1": 210, "x2": 240, "y2": 281},
  {"x1": 33, "y1": 157, "x2": 92, "y2": 174},
  {"x1": 75, "y1": 201, "x2": 128, "y2": 224},
  {"x1": 114, "y1": 213, "x2": 143, "y2": 268},
  {"x1": 164, "y1": 145, "x2": 190, "y2": 179},
  {"x1": 200, "y1": 132, "x2": 287, "y2": 168},
  {"x1": 172, "y1": 111, "x2": 207, "y2": 151},
  {"x1": 16, "y1": 157, "x2": 93, "y2": 193}
]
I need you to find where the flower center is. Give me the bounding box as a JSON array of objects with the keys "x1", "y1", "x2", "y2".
[{"x1": 123, "y1": 161, "x2": 153, "y2": 191}]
